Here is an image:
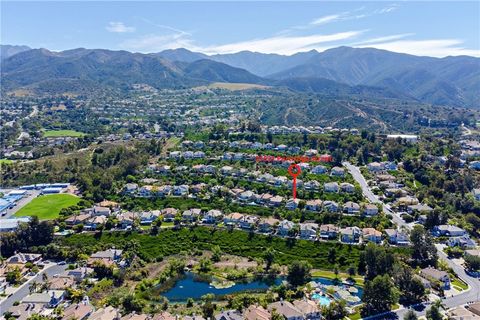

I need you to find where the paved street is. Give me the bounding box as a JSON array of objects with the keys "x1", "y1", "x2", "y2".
[
  {"x1": 0, "y1": 263, "x2": 67, "y2": 313},
  {"x1": 344, "y1": 161, "x2": 480, "y2": 318}
]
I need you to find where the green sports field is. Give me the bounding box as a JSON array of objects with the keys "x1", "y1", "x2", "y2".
[
  {"x1": 15, "y1": 194, "x2": 81, "y2": 220},
  {"x1": 43, "y1": 130, "x2": 86, "y2": 137}
]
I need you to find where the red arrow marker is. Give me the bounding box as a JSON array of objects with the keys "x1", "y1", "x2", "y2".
[{"x1": 288, "y1": 164, "x2": 301, "y2": 199}]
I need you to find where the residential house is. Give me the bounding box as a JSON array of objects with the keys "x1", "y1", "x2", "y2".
[
  {"x1": 319, "y1": 224, "x2": 339, "y2": 240},
  {"x1": 362, "y1": 228, "x2": 383, "y2": 244},
  {"x1": 420, "y1": 267, "x2": 450, "y2": 289},
  {"x1": 331, "y1": 167, "x2": 345, "y2": 177},
  {"x1": 285, "y1": 198, "x2": 300, "y2": 210},
  {"x1": 323, "y1": 200, "x2": 339, "y2": 213},
  {"x1": 243, "y1": 305, "x2": 271, "y2": 320},
  {"x1": 434, "y1": 225, "x2": 467, "y2": 237},
  {"x1": 293, "y1": 299, "x2": 321, "y2": 319},
  {"x1": 305, "y1": 199, "x2": 322, "y2": 212},
  {"x1": 224, "y1": 212, "x2": 244, "y2": 226},
  {"x1": 123, "y1": 183, "x2": 138, "y2": 195},
  {"x1": 8, "y1": 303, "x2": 45, "y2": 320},
  {"x1": 62, "y1": 303, "x2": 94, "y2": 320},
  {"x1": 368, "y1": 162, "x2": 384, "y2": 172},
  {"x1": 343, "y1": 201, "x2": 360, "y2": 214},
  {"x1": 364, "y1": 204, "x2": 379, "y2": 216},
  {"x1": 182, "y1": 208, "x2": 201, "y2": 223},
  {"x1": 340, "y1": 227, "x2": 362, "y2": 243},
  {"x1": 268, "y1": 301, "x2": 303, "y2": 320},
  {"x1": 139, "y1": 211, "x2": 160, "y2": 225},
  {"x1": 305, "y1": 180, "x2": 321, "y2": 190},
  {"x1": 384, "y1": 229, "x2": 410, "y2": 246},
  {"x1": 221, "y1": 166, "x2": 234, "y2": 175},
  {"x1": 87, "y1": 306, "x2": 121, "y2": 320},
  {"x1": 407, "y1": 203, "x2": 433, "y2": 215},
  {"x1": 6, "y1": 253, "x2": 42, "y2": 267},
  {"x1": 90, "y1": 206, "x2": 112, "y2": 218},
  {"x1": 65, "y1": 267, "x2": 93, "y2": 282},
  {"x1": 341, "y1": 182, "x2": 355, "y2": 193},
  {"x1": 215, "y1": 310, "x2": 243, "y2": 320},
  {"x1": 324, "y1": 182, "x2": 339, "y2": 193},
  {"x1": 239, "y1": 191, "x2": 255, "y2": 202},
  {"x1": 23, "y1": 290, "x2": 66, "y2": 307},
  {"x1": 239, "y1": 215, "x2": 259, "y2": 230},
  {"x1": 65, "y1": 213, "x2": 91, "y2": 226},
  {"x1": 49, "y1": 276, "x2": 75, "y2": 290},
  {"x1": 257, "y1": 193, "x2": 273, "y2": 205},
  {"x1": 258, "y1": 217, "x2": 279, "y2": 233},
  {"x1": 173, "y1": 185, "x2": 189, "y2": 196},
  {"x1": 269, "y1": 195, "x2": 284, "y2": 207},
  {"x1": 203, "y1": 209, "x2": 223, "y2": 224},
  {"x1": 117, "y1": 212, "x2": 138, "y2": 229},
  {"x1": 299, "y1": 223, "x2": 318, "y2": 240},
  {"x1": 311, "y1": 165, "x2": 327, "y2": 174},
  {"x1": 447, "y1": 236, "x2": 476, "y2": 249},
  {"x1": 278, "y1": 220, "x2": 296, "y2": 237},
  {"x1": 89, "y1": 249, "x2": 123, "y2": 267},
  {"x1": 85, "y1": 215, "x2": 107, "y2": 230},
  {"x1": 162, "y1": 208, "x2": 179, "y2": 222}
]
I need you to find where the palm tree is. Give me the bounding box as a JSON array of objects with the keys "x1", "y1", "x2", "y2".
[{"x1": 29, "y1": 280, "x2": 38, "y2": 293}]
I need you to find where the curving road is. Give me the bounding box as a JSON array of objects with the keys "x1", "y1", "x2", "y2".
[
  {"x1": 0, "y1": 263, "x2": 67, "y2": 313},
  {"x1": 343, "y1": 161, "x2": 480, "y2": 319}
]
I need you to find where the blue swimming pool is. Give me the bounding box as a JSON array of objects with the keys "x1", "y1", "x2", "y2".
[{"x1": 311, "y1": 293, "x2": 332, "y2": 306}]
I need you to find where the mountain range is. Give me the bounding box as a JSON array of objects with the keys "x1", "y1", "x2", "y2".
[{"x1": 1, "y1": 44, "x2": 479, "y2": 108}]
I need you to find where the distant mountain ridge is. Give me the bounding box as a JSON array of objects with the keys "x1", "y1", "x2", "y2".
[
  {"x1": 2, "y1": 44, "x2": 479, "y2": 108},
  {"x1": 0, "y1": 44, "x2": 31, "y2": 60},
  {"x1": 156, "y1": 46, "x2": 480, "y2": 107}
]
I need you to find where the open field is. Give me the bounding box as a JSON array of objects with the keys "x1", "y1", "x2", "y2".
[
  {"x1": 43, "y1": 129, "x2": 86, "y2": 137},
  {"x1": 14, "y1": 194, "x2": 80, "y2": 220},
  {"x1": 196, "y1": 82, "x2": 270, "y2": 91}
]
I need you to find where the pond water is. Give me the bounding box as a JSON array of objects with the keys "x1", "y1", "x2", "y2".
[
  {"x1": 158, "y1": 272, "x2": 282, "y2": 302},
  {"x1": 156, "y1": 272, "x2": 363, "y2": 302}
]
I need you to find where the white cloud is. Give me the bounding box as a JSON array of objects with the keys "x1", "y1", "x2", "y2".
[
  {"x1": 356, "y1": 39, "x2": 480, "y2": 57},
  {"x1": 106, "y1": 22, "x2": 135, "y2": 33},
  {"x1": 376, "y1": 4, "x2": 399, "y2": 14},
  {"x1": 355, "y1": 33, "x2": 415, "y2": 45},
  {"x1": 120, "y1": 33, "x2": 195, "y2": 52},
  {"x1": 311, "y1": 14, "x2": 342, "y2": 26},
  {"x1": 121, "y1": 30, "x2": 364, "y2": 55}
]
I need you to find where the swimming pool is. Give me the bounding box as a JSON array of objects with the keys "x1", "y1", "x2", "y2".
[{"x1": 311, "y1": 293, "x2": 332, "y2": 306}]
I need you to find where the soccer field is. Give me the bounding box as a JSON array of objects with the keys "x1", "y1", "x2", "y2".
[
  {"x1": 14, "y1": 194, "x2": 81, "y2": 220},
  {"x1": 43, "y1": 130, "x2": 86, "y2": 137}
]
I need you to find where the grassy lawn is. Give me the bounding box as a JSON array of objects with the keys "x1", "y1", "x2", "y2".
[
  {"x1": 43, "y1": 129, "x2": 86, "y2": 137},
  {"x1": 312, "y1": 269, "x2": 365, "y2": 286},
  {"x1": 15, "y1": 194, "x2": 81, "y2": 220},
  {"x1": 0, "y1": 159, "x2": 14, "y2": 164},
  {"x1": 451, "y1": 278, "x2": 468, "y2": 291}
]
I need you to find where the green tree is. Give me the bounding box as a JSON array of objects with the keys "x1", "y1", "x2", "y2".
[
  {"x1": 410, "y1": 225, "x2": 438, "y2": 267},
  {"x1": 6, "y1": 267, "x2": 22, "y2": 285},
  {"x1": 426, "y1": 302, "x2": 443, "y2": 320},
  {"x1": 464, "y1": 254, "x2": 480, "y2": 271},
  {"x1": 361, "y1": 274, "x2": 398, "y2": 317},
  {"x1": 287, "y1": 260, "x2": 312, "y2": 287},
  {"x1": 393, "y1": 264, "x2": 426, "y2": 305},
  {"x1": 403, "y1": 310, "x2": 418, "y2": 320},
  {"x1": 321, "y1": 300, "x2": 348, "y2": 320},
  {"x1": 264, "y1": 248, "x2": 275, "y2": 271},
  {"x1": 211, "y1": 245, "x2": 222, "y2": 262}
]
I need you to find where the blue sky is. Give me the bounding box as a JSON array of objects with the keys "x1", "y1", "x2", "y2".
[{"x1": 2, "y1": 1, "x2": 479, "y2": 57}]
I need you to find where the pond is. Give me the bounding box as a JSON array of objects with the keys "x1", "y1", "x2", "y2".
[
  {"x1": 155, "y1": 272, "x2": 363, "y2": 302},
  {"x1": 157, "y1": 272, "x2": 282, "y2": 302}
]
